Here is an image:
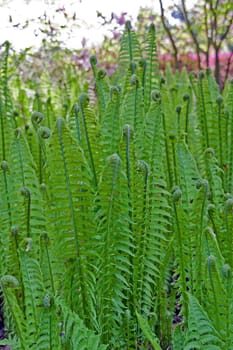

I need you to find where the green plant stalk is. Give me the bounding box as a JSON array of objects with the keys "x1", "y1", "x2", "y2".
[
  {"x1": 16, "y1": 131, "x2": 26, "y2": 186},
  {"x1": 228, "y1": 109, "x2": 233, "y2": 192},
  {"x1": 134, "y1": 160, "x2": 149, "y2": 312},
  {"x1": 171, "y1": 140, "x2": 178, "y2": 186},
  {"x1": 41, "y1": 233, "x2": 55, "y2": 295},
  {"x1": 184, "y1": 98, "x2": 190, "y2": 145},
  {"x1": 133, "y1": 81, "x2": 138, "y2": 134},
  {"x1": 144, "y1": 23, "x2": 158, "y2": 112},
  {"x1": 0, "y1": 103, "x2": 6, "y2": 160},
  {"x1": 74, "y1": 104, "x2": 81, "y2": 142},
  {"x1": 199, "y1": 74, "x2": 209, "y2": 149},
  {"x1": 79, "y1": 95, "x2": 98, "y2": 189},
  {"x1": 162, "y1": 113, "x2": 172, "y2": 189},
  {"x1": 177, "y1": 109, "x2": 181, "y2": 137},
  {"x1": 123, "y1": 125, "x2": 135, "y2": 326},
  {"x1": 217, "y1": 103, "x2": 223, "y2": 169},
  {"x1": 173, "y1": 200, "x2": 188, "y2": 322},
  {"x1": 139, "y1": 58, "x2": 146, "y2": 100},
  {"x1": 26, "y1": 191, "x2": 31, "y2": 238},
  {"x1": 45, "y1": 97, "x2": 51, "y2": 130},
  {"x1": 225, "y1": 200, "x2": 233, "y2": 267},
  {"x1": 196, "y1": 181, "x2": 208, "y2": 301},
  {"x1": 101, "y1": 154, "x2": 120, "y2": 342},
  {"x1": 224, "y1": 109, "x2": 229, "y2": 191},
  {"x1": 223, "y1": 264, "x2": 231, "y2": 349},
  {"x1": 1, "y1": 163, "x2": 12, "y2": 229},
  {"x1": 126, "y1": 21, "x2": 134, "y2": 73},
  {"x1": 207, "y1": 256, "x2": 220, "y2": 330}
]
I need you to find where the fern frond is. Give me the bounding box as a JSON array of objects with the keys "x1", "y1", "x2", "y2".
[
  {"x1": 46, "y1": 117, "x2": 96, "y2": 326},
  {"x1": 1, "y1": 275, "x2": 28, "y2": 349},
  {"x1": 184, "y1": 294, "x2": 224, "y2": 350},
  {"x1": 143, "y1": 23, "x2": 160, "y2": 113},
  {"x1": 120, "y1": 74, "x2": 145, "y2": 158},
  {"x1": 77, "y1": 93, "x2": 100, "y2": 188},
  {"x1": 136, "y1": 94, "x2": 171, "y2": 316},
  {"x1": 118, "y1": 21, "x2": 141, "y2": 78},
  {"x1": 95, "y1": 153, "x2": 133, "y2": 346},
  {"x1": 57, "y1": 298, "x2": 107, "y2": 350},
  {"x1": 136, "y1": 311, "x2": 162, "y2": 350},
  {"x1": 100, "y1": 86, "x2": 122, "y2": 161},
  {"x1": 36, "y1": 294, "x2": 62, "y2": 350},
  {"x1": 90, "y1": 56, "x2": 110, "y2": 121}
]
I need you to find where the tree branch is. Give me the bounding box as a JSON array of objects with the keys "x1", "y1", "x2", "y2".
[
  {"x1": 158, "y1": 0, "x2": 179, "y2": 69},
  {"x1": 181, "y1": 0, "x2": 202, "y2": 70}
]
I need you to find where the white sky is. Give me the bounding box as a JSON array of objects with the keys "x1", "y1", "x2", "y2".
[{"x1": 0, "y1": 0, "x2": 190, "y2": 50}]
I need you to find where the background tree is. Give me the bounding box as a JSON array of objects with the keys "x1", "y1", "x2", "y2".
[{"x1": 158, "y1": 0, "x2": 233, "y2": 86}]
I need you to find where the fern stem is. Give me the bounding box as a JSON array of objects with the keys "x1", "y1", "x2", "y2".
[
  {"x1": 73, "y1": 103, "x2": 81, "y2": 142},
  {"x1": 176, "y1": 105, "x2": 181, "y2": 137},
  {"x1": 139, "y1": 58, "x2": 146, "y2": 99},
  {"x1": 135, "y1": 160, "x2": 149, "y2": 311},
  {"x1": 124, "y1": 124, "x2": 135, "y2": 316},
  {"x1": 171, "y1": 137, "x2": 178, "y2": 186},
  {"x1": 183, "y1": 93, "x2": 190, "y2": 145},
  {"x1": 217, "y1": 96, "x2": 223, "y2": 169},
  {"x1": 198, "y1": 72, "x2": 209, "y2": 149},
  {"x1": 172, "y1": 188, "x2": 188, "y2": 322},
  {"x1": 197, "y1": 180, "x2": 208, "y2": 301},
  {"x1": 162, "y1": 113, "x2": 172, "y2": 189},
  {"x1": 126, "y1": 21, "x2": 134, "y2": 73},
  {"x1": 20, "y1": 187, "x2": 31, "y2": 238},
  {"x1": 1, "y1": 161, "x2": 12, "y2": 228},
  {"x1": 41, "y1": 232, "x2": 55, "y2": 295},
  {"x1": 222, "y1": 264, "x2": 231, "y2": 348},
  {"x1": 207, "y1": 255, "x2": 220, "y2": 329},
  {"x1": 225, "y1": 198, "x2": 233, "y2": 267},
  {"x1": 132, "y1": 75, "x2": 139, "y2": 133},
  {"x1": 15, "y1": 129, "x2": 26, "y2": 186},
  {"x1": 101, "y1": 153, "x2": 121, "y2": 342},
  {"x1": 79, "y1": 94, "x2": 98, "y2": 189},
  {"x1": 0, "y1": 103, "x2": 6, "y2": 160}
]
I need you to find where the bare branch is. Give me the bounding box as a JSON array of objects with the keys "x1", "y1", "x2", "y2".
[{"x1": 158, "y1": 0, "x2": 179, "y2": 69}]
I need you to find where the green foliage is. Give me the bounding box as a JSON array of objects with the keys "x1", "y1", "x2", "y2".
[{"x1": 0, "y1": 23, "x2": 233, "y2": 350}]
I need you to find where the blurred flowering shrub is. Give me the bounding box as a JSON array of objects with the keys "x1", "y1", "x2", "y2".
[{"x1": 1, "y1": 1, "x2": 232, "y2": 89}]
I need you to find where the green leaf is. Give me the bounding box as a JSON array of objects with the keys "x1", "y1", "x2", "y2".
[{"x1": 136, "y1": 311, "x2": 162, "y2": 350}]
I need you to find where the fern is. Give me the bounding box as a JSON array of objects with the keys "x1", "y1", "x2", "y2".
[
  {"x1": 95, "y1": 153, "x2": 133, "y2": 346},
  {"x1": 183, "y1": 294, "x2": 224, "y2": 350},
  {"x1": 76, "y1": 93, "x2": 100, "y2": 188},
  {"x1": 1, "y1": 275, "x2": 27, "y2": 348},
  {"x1": 1, "y1": 21, "x2": 233, "y2": 350},
  {"x1": 56, "y1": 298, "x2": 107, "y2": 350},
  {"x1": 136, "y1": 311, "x2": 162, "y2": 350},
  {"x1": 0, "y1": 41, "x2": 15, "y2": 161},
  {"x1": 46, "y1": 117, "x2": 96, "y2": 326},
  {"x1": 118, "y1": 21, "x2": 142, "y2": 78},
  {"x1": 90, "y1": 55, "x2": 110, "y2": 121},
  {"x1": 143, "y1": 23, "x2": 160, "y2": 113},
  {"x1": 36, "y1": 294, "x2": 62, "y2": 350},
  {"x1": 100, "y1": 86, "x2": 122, "y2": 161}
]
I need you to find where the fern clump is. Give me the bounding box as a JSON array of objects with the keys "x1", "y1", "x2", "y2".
[{"x1": 0, "y1": 22, "x2": 233, "y2": 350}]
